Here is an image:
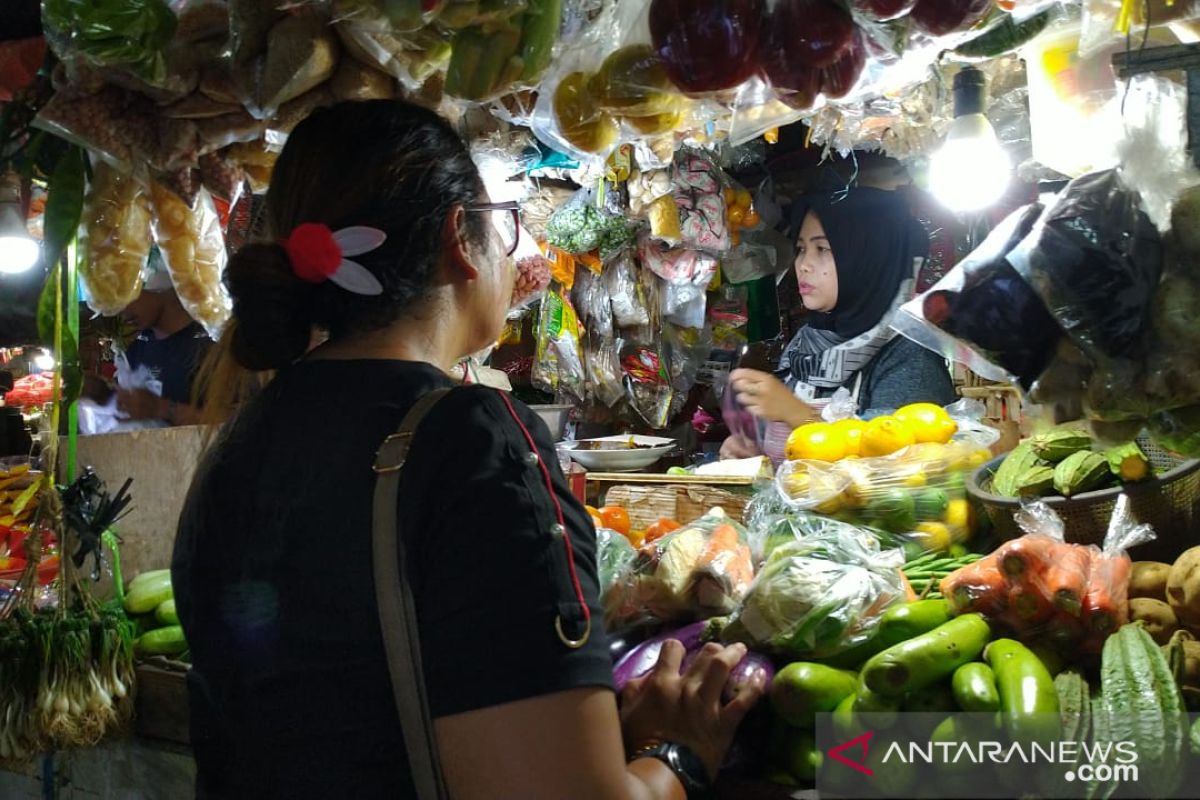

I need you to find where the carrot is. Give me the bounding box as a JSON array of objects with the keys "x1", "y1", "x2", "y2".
[
  {"x1": 1007, "y1": 583, "x2": 1054, "y2": 626},
  {"x1": 996, "y1": 535, "x2": 1056, "y2": 583},
  {"x1": 899, "y1": 570, "x2": 919, "y2": 603},
  {"x1": 1042, "y1": 543, "x2": 1092, "y2": 616},
  {"x1": 1081, "y1": 551, "x2": 1131, "y2": 636},
  {"x1": 696, "y1": 525, "x2": 753, "y2": 591},
  {"x1": 940, "y1": 555, "x2": 1008, "y2": 616}
]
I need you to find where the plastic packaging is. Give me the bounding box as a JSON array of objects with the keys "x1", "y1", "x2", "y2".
[
  {"x1": 1007, "y1": 170, "x2": 1163, "y2": 365},
  {"x1": 939, "y1": 495, "x2": 1153, "y2": 653},
  {"x1": 662, "y1": 323, "x2": 712, "y2": 394},
  {"x1": 720, "y1": 513, "x2": 906, "y2": 658},
  {"x1": 510, "y1": 228, "x2": 553, "y2": 309},
  {"x1": 573, "y1": 268, "x2": 624, "y2": 406},
  {"x1": 604, "y1": 508, "x2": 757, "y2": 630},
  {"x1": 34, "y1": 86, "x2": 159, "y2": 172},
  {"x1": 532, "y1": 287, "x2": 586, "y2": 401},
  {"x1": 78, "y1": 162, "x2": 153, "y2": 317},
  {"x1": 441, "y1": 0, "x2": 564, "y2": 103},
  {"x1": 893, "y1": 203, "x2": 1064, "y2": 389},
  {"x1": 621, "y1": 341, "x2": 675, "y2": 429},
  {"x1": 671, "y1": 151, "x2": 730, "y2": 252},
  {"x1": 606, "y1": 251, "x2": 651, "y2": 328},
  {"x1": 774, "y1": 431, "x2": 996, "y2": 548},
  {"x1": 597, "y1": 527, "x2": 637, "y2": 629},
  {"x1": 544, "y1": 188, "x2": 636, "y2": 259},
  {"x1": 147, "y1": 181, "x2": 232, "y2": 338},
  {"x1": 41, "y1": 0, "x2": 176, "y2": 86}
]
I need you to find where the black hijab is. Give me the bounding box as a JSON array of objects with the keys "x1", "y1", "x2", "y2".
[{"x1": 790, "y1": 187, "x2": 928, "y2": 338}]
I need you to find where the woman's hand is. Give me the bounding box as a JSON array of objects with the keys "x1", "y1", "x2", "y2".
[
  {"x1": 730, "y1": 369, "x2": 817, "y2": 428},
  {"x1": 719, "y1": 434, "x2": 760, "y2": 460},
  {"x1": 618, "y1": 640, "x2": 765, "y2": 781}
]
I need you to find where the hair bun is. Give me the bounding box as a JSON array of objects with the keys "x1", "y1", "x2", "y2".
[{"x1": 224, "y1": 243, "x2": 314, "y2": 370}]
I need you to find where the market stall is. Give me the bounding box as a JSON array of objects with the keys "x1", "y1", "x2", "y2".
[{"x1": 3, "y1": 0, "x2": 1200, "y2": 795}]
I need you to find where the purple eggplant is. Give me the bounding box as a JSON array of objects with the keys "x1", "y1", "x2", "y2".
[{"x1": 613, "y1": 621, "x2": 776, "y2": 702}]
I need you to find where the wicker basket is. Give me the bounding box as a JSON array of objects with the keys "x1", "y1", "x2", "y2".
[
  {"x1": 602, "y1": 483, "x2": 752, "y2": 531},
  {"x1": 967, "y1": 439, "x2": 1200, "y2": 562}
]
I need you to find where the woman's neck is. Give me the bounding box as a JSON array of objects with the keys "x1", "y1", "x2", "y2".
[{"x1": 306, "y1": 316, "x2": 463, "y2": 373}]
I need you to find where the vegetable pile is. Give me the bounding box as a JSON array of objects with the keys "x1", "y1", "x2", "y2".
[
  {"x1": 989, "y1": 424, "x2": 1154, "y2": 499},
  {"x1": 123, "y1": 568, "x2": 188, "y2": 661}
]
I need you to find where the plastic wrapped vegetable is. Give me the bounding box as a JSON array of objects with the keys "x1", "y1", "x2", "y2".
[
  {"x1": 605, "y1": 509, "x2": 756, "y2": 630},
  {"x1": 79, "y1": 162, "x2": 153, "y2": 316},
  {"x1": 893, "y1": 203, "x2": 1064, "y2": 389},
  {"x1": 42, "y1": 0, "x2": 177, "y2": 85},
  {"x1": 148, "y1": 181, "x2": 231, "y2": 338},
  {"x1": 720, "y1": 515, "x2": 906, "y2": 658},
  {"x1": 939, "y1": 496, "x2": 1153, "y2": 653},
  {"x1": 1007, "y1": 170, "x2": 1164, "y2": 365},
  {"x1": 443, "y1": 0, "x2": 563, "y2": 102},
  {"x1": 597, "y1": 527, "x2": 637, "y2": 629}
]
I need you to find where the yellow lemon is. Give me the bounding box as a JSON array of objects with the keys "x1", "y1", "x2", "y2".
[
  {"x1": 861, "y1": 416, "x2": 918, "y2": 458},
  {"x1": 832, "y1": 419, "x2": 866, "y2": 457},
  {"x1": 782, "y1": 470, "x2": 812, "y2": 499},
  {"x1": 901, "y1": 468, "x2": 928, "y2": 488},
  {"x1": 914, "y1": 521, "x2": 952, "y2": 552},
  {"x1": 894, "y1": 403, "x2": 959, "y2": 444},
  {"x1": 785, "y1": 422, "x2": 848, "y2": 462},
  {"x1": 944, "y1": 498, "x2": 971, "y2": 531},
  {"x1": 967, "y1": 449, "x2": 992, "y2": 468}
]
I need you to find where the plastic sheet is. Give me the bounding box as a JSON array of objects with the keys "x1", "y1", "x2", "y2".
[
  {"x1": 720, "y1": 513, "x2": 906, "y2": 658},
  {"x1": 893, "y1": 203, "x2": 1064, "y2": 389},
  {"x1": 79, "y1": 162, "x2": 153, "y2": 317},
  {"x1": 939, "y1": 495, "x2": 1153, "y2": 653},
  {"x1": 1007, "y1": 170, "x2": 1163, "y2": 365}
]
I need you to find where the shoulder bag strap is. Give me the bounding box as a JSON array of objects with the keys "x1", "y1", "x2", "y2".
[{"x1": 371, "y1": 387, "x2": 454, "y2": 800}]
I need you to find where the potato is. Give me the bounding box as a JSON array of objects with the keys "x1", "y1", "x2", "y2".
[
  {"x1": 1130, "y1": 597, "x2": 1179, "y2": 644},
  {"x1": 1167, "y1": 547, "x2": 1200, "y2": 628},
  {"x1": 1184, "y1": 640, "x2": 1200, "y2": 687},
  {"x1": 1130, "y1": 561, "x2": 1172, "y2": 600}
]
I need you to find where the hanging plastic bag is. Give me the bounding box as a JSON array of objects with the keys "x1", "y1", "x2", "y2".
[
  {"x1": 607, "y1": 251, "x2": 651, "y2": 328},
  {"x1": 663, "y1": 324, "x2": 712, "y2": 394},
  {"x1": 148, "y1": 181, "x2": 232, "y2": 338},
  {"x1": 79, "y1": 162, "x2": 153, "y2": 317},
  {"x1": 510, "y1": 227, "x2": 553, "y2": 310},
  {"x1": 1007, "y1": 170, "x2": 1163, "y2": 365},
  {"x1": 573, "y1": 268, "x2": 624, "y2": 406},
  {"x1": 532, "y1": 287, "x2": 586, "y2": 401},
  {"x1": 672, "y1": 151, "x2": 731, "y2": 252},
  {"x1": 893, "y1": 203, "x2": 1064, "y2": 389},
  {"x1": 41, "y1": 0, "x2": 177, "y2": 87},
  {"x1": 639, "y1": 237, "x2": 719, "y2": 287},
  {"x1": 621, "y1": 341, "x2": 675, "y2": 429},
  {"x1": 661, "y1": 281, "x2": 707, "y2": 329},
  {"x1": 939, "y1": 495, "x2": 1153, "y2": 654},
  {"x1": 441, "y1": 0, "x2": 563, "y2": 103}
]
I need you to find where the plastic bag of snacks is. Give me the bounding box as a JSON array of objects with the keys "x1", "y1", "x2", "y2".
[
  {"x1": 720, "y1": 514, "x2": 906, "y2": 658},
  {"x1": 604, "y1": 508, "x2": 756, "y2": 631},
  {"x1": 510, "y1": 228, "x2": 552, "y2": 309},
  {"x1": 79, "y1": 162, "x2": 153, "y2": 316},
  {"x1": 148, "y1": 181, "x2": 231, "y2": 338},
  {"x1": 939, "y1": 495, "x2": 1154, "y2": 654},
  {"x1": 532, "y1": 287, "x2": 586, "y2": 401}
]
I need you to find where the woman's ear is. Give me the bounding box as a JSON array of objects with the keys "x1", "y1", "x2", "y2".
[{"x1": 442, "y1": 205, "x2": 481, "y2": 282}]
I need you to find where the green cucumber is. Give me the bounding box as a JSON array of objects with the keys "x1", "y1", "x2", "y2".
[
  {"x1": 951, "y1": 662, "x2": 1000, "y2": 712},
  {"x1": 852, "y1": 683, "x2": 899, "y2": 729},
  {"x1": 770, "y1": 662, "x2": 858, "y2": 728},
  {"x1": 134, "y1": 625, "x2": 188, "y2": 657},
  {"x1": 902, "y1": 683, "x2": 956, "y2": 713},
  {"x1": 861, "y1": 614, "x2": 991, "y2": 697},
  {"x1": 155, "y1": 598, "x2": 178, "y2": 626},
  {"x1": 878, "y1": 599, "x2": 951, "y2": 646},
  {"x1": 124, "y1": 571, "x2": 173, "y2": 615},
  {"x1": 985, "y1": 638, "x2": 1060, "y2": 743},
  {"x1": 128, "y1": 568, "x2": 171, "y2": 592}
]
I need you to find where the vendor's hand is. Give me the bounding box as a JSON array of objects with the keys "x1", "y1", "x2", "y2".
[
  {"x1": 116, "y1": 389, "x2": 165, "y2": 421},
  {"x1": 730, "y1": 368, "x2": 816, "y2": 427},
  {"x1": 619, "y1": 640, "x2": 764, "y2": 781},
  {"x1": 720, "y1": 434, "x2": 760, "y2": 460}
]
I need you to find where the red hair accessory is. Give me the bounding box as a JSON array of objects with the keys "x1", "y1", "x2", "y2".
[{"x1": 280, "y1": 222, "x2": 386, "y2": 295}]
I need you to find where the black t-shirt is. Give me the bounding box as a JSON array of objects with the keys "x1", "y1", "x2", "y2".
[
  {"x1": 172, "y1": 360, "x2": 612, "y2": 799},
  {"x1": 124, "y1": 322, "x2": 212, "y2": 404}
]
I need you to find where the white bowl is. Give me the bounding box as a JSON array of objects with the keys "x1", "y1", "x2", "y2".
[{"x1": 559, "y1": 435, "x2": 676, "y2": 472}]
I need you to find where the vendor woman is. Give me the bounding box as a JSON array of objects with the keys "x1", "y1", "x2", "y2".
[{"x1": 722, "y1": 187, "x2": 957, "y2": 459}]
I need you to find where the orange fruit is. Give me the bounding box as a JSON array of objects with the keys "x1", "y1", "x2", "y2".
[
  {"x1": 860, "y1": 415, "x2": 917, "y2": 457},
  {"x1": 893, "y1": 403, "x2": 958, "y2": 444},
  {"x1": 644, "y1": 518, "x2": 682, "y2": 544},
  {"x1": 832, "y1": 419, "x2": 866, "y2": 457},
  {"x1": 598, "y1": 505, "x2": 631, "y2": 536},
  {"x1": 723, "y1": 188, "x2": 737, "y2": 205},
  {"x1": 785, "y1": 422, "x2": 848, "y2": 462},
  {"x1": 735, "y1": 189, "x2": 753, "y2": 209},
  {"x1": 743, "y1": 208, "x2": 762, "y2": 227}
]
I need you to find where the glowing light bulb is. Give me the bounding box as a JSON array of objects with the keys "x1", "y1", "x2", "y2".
[
  {"x1": 930, "y1": 114, "x2": 1011, "y2": 212},
  {"x1": 33, "y1": 350, "x2": 55, "y2": 371}
]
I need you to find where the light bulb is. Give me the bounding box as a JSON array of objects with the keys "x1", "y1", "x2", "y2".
[
  {"x1": 33, "y1": 350, "x2": 55, "y2": 371},
  {"x1": 0, "y1": 173, "x2": 37, "y2": 274},
  {"x1": 929, "y1": 114, "x2": 1011, "y2": 212}
]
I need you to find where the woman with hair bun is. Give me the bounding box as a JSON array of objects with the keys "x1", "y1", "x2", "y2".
[{"x1": 172, "y1": 100, "x2": 762, "y2": 800}]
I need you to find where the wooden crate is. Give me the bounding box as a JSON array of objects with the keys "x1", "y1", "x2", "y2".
[
  {"x1": 134, "y1": 661, "x2": 190, "y2": 746},
  {"x1": 593, "y1": 477, "x2": 754, "y2": 530}
]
